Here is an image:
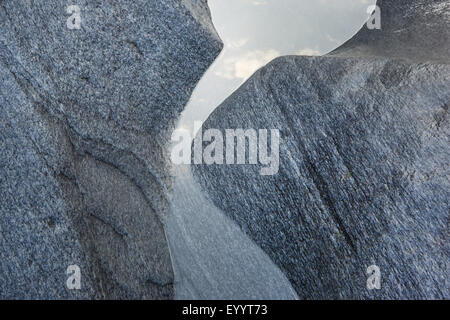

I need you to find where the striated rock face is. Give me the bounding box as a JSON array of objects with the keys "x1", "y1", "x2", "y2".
[
  {"x1": 329, "y1": 0, "x2": 450, "y2": 63},
  {"x1": 0, "y1": 0, "x2": 221, "y2": 299},
  {"x1": 192, "y1": 0, "x2": 449, "y2": 299}
]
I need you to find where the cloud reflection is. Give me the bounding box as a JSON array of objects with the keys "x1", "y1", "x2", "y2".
[{"x1": 178, "y1": 0, "x2": 376, "y2": 133}]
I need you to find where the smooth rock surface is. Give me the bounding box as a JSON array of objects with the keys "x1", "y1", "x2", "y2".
[
  {"x1": 330, "y1": 0, "x2": 450, "y2": 63},
  {"x1": 167, "y1": 165, "x2": 298, "y2": 300},
  {"x1": 0, "y1": 0, "x2": 221, "y2": 299},
  {"x1": 192, "y1": 0, "x2": 450, "y2": 299}
]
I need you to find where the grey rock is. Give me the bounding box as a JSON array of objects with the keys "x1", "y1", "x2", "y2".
[
  {"x1": 329, "y1": 0, "x2": 450, "y2": 63},
  {"x1": 0, "y1": 0, "x2": 221, "y2": 299},
  {"x1": 167, "y1": 165, "x2": 299, "y2": 300},
  {"x1": 192, "y1": 1, "x2": 450, "y2": 299}
]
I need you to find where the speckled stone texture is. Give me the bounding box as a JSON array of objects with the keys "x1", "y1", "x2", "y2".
[
  {"x1": 192, "y1": 0, "x2": 449, "y2": 299},
  {"x1": 329, "y1": 0, "x2": 450, "y2": 63},
  {"x1": 0, "y1": 0, "x2": 221, "y2": 299}
]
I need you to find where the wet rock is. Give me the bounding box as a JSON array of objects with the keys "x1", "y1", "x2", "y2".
[
  {"x1": 192, "y1": 0, "x2": 449, "y2": 299},
  {"x1": 330, "y1": 0, "x2": 450, "y2": 63},
  {"x1": 0, "y1": 0, "x2": 221, "y2": 299}
]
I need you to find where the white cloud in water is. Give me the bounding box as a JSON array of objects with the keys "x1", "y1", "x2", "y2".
[
  {"x1": 215, "y1": 49, "x2": 280, "y2": 81},
  {"x1": 226, "y1": 38, "x2": 249, "y2": 49},
  {"x1": 250, "y1": 0, "x2": 268, "y2": 5},
  {"x1": 296, "y1": 48, "x2": 321, "y2": 56}
]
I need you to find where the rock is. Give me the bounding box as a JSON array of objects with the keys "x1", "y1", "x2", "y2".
[
  {"x1": 192, "y1": 0, "x2": 449, "y2": 299},
  {"x1": 167, "y1": 165, "x2": 299, "y2": 300},
  {"x1": 0, "y1": 0, "x2": 221, "y2": 299},
  {"x1": 329, "y1": 0, "x2": 450, "y2": 63}
]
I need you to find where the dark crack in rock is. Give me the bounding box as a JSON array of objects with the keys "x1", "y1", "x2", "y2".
[
  {"x1": 0, "y1": 0, "x2": 222, "y2": 299},
  {"x1": 192, "y1": 0, "x2": 449, "y2": 299}
]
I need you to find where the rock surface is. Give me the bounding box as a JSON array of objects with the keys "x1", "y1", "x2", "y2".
[
  {"x1": 167, "y1": 165, "x2": 299, "y2": 300},
  {"x1": 330, "y1": 0, "x2": 450, "y2": 63},
  {"x1": 0, "y1": 0, "x2": 221, "y2": 299},
  {"x1": 192, "y1": 0, "x2": 450, "y2": 299}
]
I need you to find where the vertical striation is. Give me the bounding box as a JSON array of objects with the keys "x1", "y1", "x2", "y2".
[
  {"x1": 192, "y1": 0, "x2": 449, "y2": 299},
  {"x1": 0, "y1": 0, "x2": 222, "y2": 299}
]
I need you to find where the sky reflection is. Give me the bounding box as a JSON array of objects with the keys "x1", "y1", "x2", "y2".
[{"x1": 177, "y1": 0, "x2": 376, "y2": 133}]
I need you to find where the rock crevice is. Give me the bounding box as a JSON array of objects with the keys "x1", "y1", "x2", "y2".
[{"x1": 192, "y1": 0, "x2": 449, "y2": 299}]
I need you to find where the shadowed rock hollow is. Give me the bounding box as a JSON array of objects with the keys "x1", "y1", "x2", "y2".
[
  {"x1": 0, "y1": 0, "x2": 221, "y2": 299},
  {"x1": 192, "y1": 0, "x2": 449, "y2": 299}
]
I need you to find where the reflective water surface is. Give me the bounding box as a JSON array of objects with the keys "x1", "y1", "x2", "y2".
[{"x1": 178, "y1": 0, "x2": 375, "y2": 133}]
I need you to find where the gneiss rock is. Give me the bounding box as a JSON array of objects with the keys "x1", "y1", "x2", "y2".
[
  {"x1": 329, "y1": 0, "x2": 450, "y2": 63},
  {"x1": 0, "y1": 0, "x2": 221, "y2": 298},
  {"x1": 192, "y1": 0, "x2": 449, "y2": 299}
]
